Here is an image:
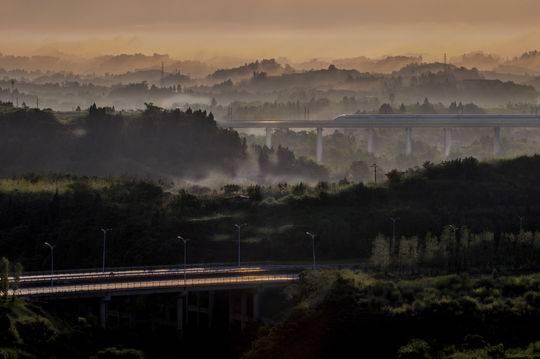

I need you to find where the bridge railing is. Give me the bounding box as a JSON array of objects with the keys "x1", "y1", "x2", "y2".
[
  {"x1": 11, "y1": 273, "x2": 300, "y2": 298},
  {"x1": 18, "y1": 261, "x2": 360, "y2": 281}
]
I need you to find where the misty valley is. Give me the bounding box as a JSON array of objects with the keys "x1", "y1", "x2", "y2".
[{"x1": 2, "y1": 7, "x2": 540, "y2": 357}]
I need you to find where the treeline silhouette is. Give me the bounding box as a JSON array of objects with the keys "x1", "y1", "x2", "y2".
[
  {"x1": 0, "y1": 103, "x2": 246, "y2": 178},
  {"x1": 1, "y1": 156, "x2": 540, "y2": 272}
]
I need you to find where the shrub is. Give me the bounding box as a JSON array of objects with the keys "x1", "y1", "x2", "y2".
[
  {"x1": 397, "y1": 339, "x2": 432, "y2": 359},
  {"x1": 92, "y1": 347, "x2": 144, "y2": 359}
]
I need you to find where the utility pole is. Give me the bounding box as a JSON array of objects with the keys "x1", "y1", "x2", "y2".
[
  {"x1": 101, "y1": 228, "x2": 112, "y2": 272},
  {"x1": 234, "y1": 224, "x2": 247, "y2": 266},
  {"x1": 305, "y1": 232, "x2": 316, "y2": 270},
  {"x1": 10, "y1": 79, "x2": 15, "y2": 104},
  {"x1": 44, "y1": 242, "x2": 55, "y2": 287},
  {"x1": 161, "y1": 62, "x2": 165, "y2": 86},
  {"x1": 371, "y1": 163, "x2": 378, "y2": 184}
]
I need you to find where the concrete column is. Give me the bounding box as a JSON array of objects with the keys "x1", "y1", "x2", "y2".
[
  {"x1": 265, "y1": 128, "x2": 272, "y2": 148},
  {"x1": 185, "y1": 291, "x2": 189, "y2": 325},
  {"x1": 100, "y1": 296, "x2": 110, "y2": 329},
  {"x1": 228, "y1": 291, "x2": 233, "y2": 329},
  {"x1": 443, "y1": 128, "x2": 452, "y2": 158},
  {"x1": 196, "y1": 292, "x2": 201, "y2": 328},
  {"x1": 405, "y1": 128, "x2": 412, "y2": 156},
  {"x1": 240, "y1": 292, "x2": 248, "y2": 330},
  {"x1": 177, "y1": 295, "x2": 184, "y2": 331},
  {"x1": 493, "y1": 127, "x2": 502, "y2": 156},
  {"x1": 253, "y1": 290, "x2": 260, "y2": 321},
  {"x1": 367, "y1": 129, "x2": 375, "y2": 155},
  {"x1": 316, "y1": 128, "x2": 323, "y2": 164},
  {"x1": 208, "y1": 291, "x2": 215, "y2": 329}
]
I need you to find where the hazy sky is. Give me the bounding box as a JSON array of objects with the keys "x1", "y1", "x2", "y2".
[{"x1": 2, "y1": 0, "x2": 540, "y2": 60}]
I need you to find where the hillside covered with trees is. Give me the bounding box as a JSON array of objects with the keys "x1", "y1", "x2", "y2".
[
  {"x1": 244, "y1": 271, "x2": 540, "y2": 358},
  {"x1": 1, "y1": 156, "x2": 540, "y2": 273}
]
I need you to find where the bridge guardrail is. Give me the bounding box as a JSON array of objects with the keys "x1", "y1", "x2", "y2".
[
  {"x1": 16, "y1": 262, "x2": 360, "y2": 284},
  {"x1": 20, "y1": 261, "x2": 359, "y2": 277},
  {"x1": 11, "y1": 273, "x2": 299, "y2": 298}
]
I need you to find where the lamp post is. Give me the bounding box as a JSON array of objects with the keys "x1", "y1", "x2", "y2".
[
  {"x1": 305, "y1": 232, "x2": 316, "y2": 270},
  {"x1": 234, "y1": 224, "x2": 247, "y2": 267},
  {"x1": 101, "y1": 228, "x2": 112, "y2": 272},
  {"x1": 177, "y1": 236, "x2": 189, "y2": 284},
  {"x1": 44, "y1": 242, "x2": 55, "y2": 287}
]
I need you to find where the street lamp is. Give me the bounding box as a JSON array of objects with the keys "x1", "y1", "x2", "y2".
[
  {"x1": 177, "y1": 236, "x2": 189, "y2": 284},
  {"x1": 234, "y1": 224, "x2": 247, "y2": 267},
  {"x1": 44, "y1": 242, "x2": 55, "y2": 287},
  {"x1": 101, "y1": 228, "x2": 112, "y2": 272},
  {"x1": 305, "y1": 232, "x2": 316, "y2": 270}
]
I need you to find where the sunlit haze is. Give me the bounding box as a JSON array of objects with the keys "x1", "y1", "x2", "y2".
[{"x1": 2, "y1": 0, "x2": 540, "y2": 60}]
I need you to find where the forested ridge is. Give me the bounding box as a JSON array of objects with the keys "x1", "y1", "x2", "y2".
[
  {"x1": 0, "y1": 103, "x2": 245, "y2": 178},
  {"x1": 1, "y1": 155, "x2": 540, "y2": 273}
]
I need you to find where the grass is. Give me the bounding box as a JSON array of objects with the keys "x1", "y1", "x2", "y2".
[{"x1": 0, "y1": 176, "x2": 114, "y2": 194}]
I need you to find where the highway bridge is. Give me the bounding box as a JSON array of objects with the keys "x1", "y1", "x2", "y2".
[
  {"x1": 219, "y1": 114, "x2": 540, "y2": 162},
  {"x1": 10, "y1": 263, "x2": 351, "y2": 330}
]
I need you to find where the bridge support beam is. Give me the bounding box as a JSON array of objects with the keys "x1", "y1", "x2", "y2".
[
  {"x1": 405, "y1": 128, "x2": 412, "y2": 156},
  {"x1": 493, "y1": 127, "x2": 502, "y2": 156},
  {"x1": 265, "y1": 128, "x2": 272, "y2": 148},
  {"x1": 100, "y1": 296, "x2": 111, "y2": 329},
  {"x1": 253, "y1": 289, "x2": 260, "y2": 321},
  {"x1": 177, "y1": 294, "x2": 184, "y2": 331},
  {"x1": 367, "y1": 129, "x2": 375, "y2": 155},
  {"x1": 443, "y1": 128, "x2": 452, "y2": 158},
  {"x1": 228, "y1": 290, "x2": 259, "y2": 330},
  {"x1": 208, "y1": 291, "x2": 215, "y2": 328},
  {"x1": 228, "y1": 291, "x2": 233, "y2": 329},
  {"x1": 316, "y1": 128, "x2": 323, "y2": 164},
  {"x1": 240, "y1": 292, "x2": 248, "y2": 330}
]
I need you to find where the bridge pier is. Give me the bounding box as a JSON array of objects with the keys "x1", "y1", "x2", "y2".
[
  {"x1": 405, "y1": 128, "x2": 412, "y2": 156},
  {"x1": 228, "y1": 289, "x2": 260, "y2": 330},
  {"x1": 253, "y1": 290, "x2": 260, "y2": 321},
  {"x1": 177, "y1": 294, "x2": 185, "y2": 331},
  {"x1": 443, "y1": 128, "x2": 452, "y2": 158},
  {"x1": 316, "y1": 128, "x2": 323, "y2": 164},
  {"x1": 493, "y1": 127, "x2": 502, "y2": 156},
  {"x1": 265, "y1": 128, "x2": 272, "y2": 148},
  {"x1": 367, "y1": 129, "x2": 375, "y2": 155},
  {"x1": 100, "y1": 296, "x2": 111, "y2": 329},
  {"x1": 240, "y1": 292, "x2": 248, "y2": 330},
  {"x1": 185, "y1": 291, "x2": 214, "y2": 329}
]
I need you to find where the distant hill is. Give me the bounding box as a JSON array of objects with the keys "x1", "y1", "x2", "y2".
[
  {"x1": 496, "y1": 50, "x2": 540, "y2": 75},
  {"x1": 451, "y1": 51, "x2": 501, "y2": 71},
  {"x1": 208, "y1": 59, "x2": 293, "y2": 81},
  {"x1": 333, "y1": 55, "x2": 423, "y2": 73}
]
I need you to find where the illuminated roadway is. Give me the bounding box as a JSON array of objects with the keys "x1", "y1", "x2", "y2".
[{"x1": 10, "y1": 263, "x2": 355, "y2": 298}]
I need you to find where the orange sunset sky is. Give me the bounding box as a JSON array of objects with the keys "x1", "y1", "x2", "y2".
[{"x1": 1, "y1": 0, "x2": 539, "y2": 60}]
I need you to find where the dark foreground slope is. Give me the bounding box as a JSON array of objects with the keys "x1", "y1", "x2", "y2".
[
  {"x1": 0, "y1": 299, "x2": 145, "y2": 359},
  {"x1": 244, "y1": 271, "x2": 540, "y2": 359}
]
